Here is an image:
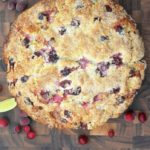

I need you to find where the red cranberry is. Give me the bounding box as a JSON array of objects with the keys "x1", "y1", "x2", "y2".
[
  {"x1": 100, "y1": 35, "x2": 109, "y2": 41},
  {"x1": 24, "y1": 97, "x2": 33, "y2": 106},
  {"x1": 38, "y1": 12, "x2": 50, "y2": 21},
  {"x1": 78, "y1": 57, "x2": 89, "y2": 69},
  {"x1": 112, "y1": 53, "x2": 123, "y2": 67},
  {"x1": 38, "y1": 13, "x2": 44, "y2": 20},
  {"x1": 22, "y1": 37, "x2": 30, "y2": 48},
  {"x1": 94, "y1": 16, "x2": 101, "y2": 22},
  {"x1": 59, "y1": 26, "x2": 66, "y2": 35},
  {"x1": 114, "y1": 25, "x2": 124, "y2": 33},
  {"x1": 108, "y1": 129, "x2": 115, "y2": 137},
  {"x1": 14, "y1": 125, "x2": 21, "y2": 133},
  {"x1": 9, "y1": 58, "x2": 15, "y2": 69},
  {"x1": 19, "y1": 110, "x2": 28, "y2": 117},
  {"x1": 21, "y1": 75, "x2": 29, "y2": 83},
  {"x1": 23, "y1": 125, "x2": 31, "y2": 133},
  {"x1": 64, "y1": 110, "x2": 71, "y2": 118},
  {"x1": 71, "y1": 19, "x2": 80, "y2": 27},
  {"x1": 16, "y1": 1, "x2": 28, "y2": 12},
  {"x1": 116, "y1": 96, "x2": 125, "y2": 105},
  {"x1": 50, "y1": 94, "x2": 64, "y2": 103},
  {"x1": 96, "y1": 62, "x2": 110, "y2": 77},
  {"x1": 113, "y1": 87, "x2": 120, "y2": 94},
  {"x1": 138, "y1": 112, "x2": 147, "y2": 123},
  {"x1": 60, "y1": 67, "x2": 71, "y2": 76},
  {"x1": 34, "y1": 51, "x2": 42, "y2": 57},
  {"x1": 27, "y1": 131, "x2": 36, "y2": 139},
  {"x1": 19, "y1": 117, "x2": 30, "y2": 126},
  {"x1": 71, "y1": 86, "x2": 81, "y2": 95},
  {"x1": 59, "y1": 80, "x2": 71, "y2": 88},
  {"x1": 93, "y1": 95, "x2": 102, "y2": 103},
  {"x1": 105, "y1": 5, "x2": 112, "y2": 12},
  {"x1": 48, "y1": 49, "x2": 59, "y2": 63},
  {"x1": 124, "y1": 111, "x2": 135, "y2": 122},
  {"x1": 78, "y1": 135, "x2": 89, "y2": 145},
  {"x1": 129, "y1": 69, "x2": 141, "y2": 78},
  {"x1": 0, "y1": 118, "x2": 9, "y2": 128},
  {"x1": 82, "y1": 102, "x2": 89, "y2": 108},
  {"x1": 40, "y1": 90, "x2": 50, "y2": 100},
  {"x1": 80, "y1": 122, "x2": 87, "y2": 129}
]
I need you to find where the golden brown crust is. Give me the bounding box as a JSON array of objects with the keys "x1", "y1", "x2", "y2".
[{"x1": 3, "y1": 0, "x2": 146, "y2": 129}]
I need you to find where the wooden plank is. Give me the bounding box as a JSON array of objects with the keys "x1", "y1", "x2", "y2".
[
  {"x1": 90, "y1": 123, "x2": 117, "y2": 136},
  {"x1": 31, "y1": 122, "x2": 50, "y2": 136},
  {"x1": 0, "y1": 0, "x2": 150, "y2": 150},
  {"x1": 0, "y1": 71, "x2": 12, "y2": 100},
  {"x1": 133, "y1": 136, "x2": 150, "y2": 149},
  {"x1": 141, "y1": 0, "x2": 150, "y2": 22}
]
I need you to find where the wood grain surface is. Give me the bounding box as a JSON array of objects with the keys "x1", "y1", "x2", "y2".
[{"x1": 0, "y1": 0, "x2": 150, "y2": 149}]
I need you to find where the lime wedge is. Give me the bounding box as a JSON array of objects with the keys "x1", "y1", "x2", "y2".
[{"x1": 0, "y1": 98, "x2": 17, "y2": 113}]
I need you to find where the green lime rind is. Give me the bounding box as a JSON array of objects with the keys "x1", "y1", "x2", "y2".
[{"x1": 0, "y1": 98, "x2": 17, "y2": 113}]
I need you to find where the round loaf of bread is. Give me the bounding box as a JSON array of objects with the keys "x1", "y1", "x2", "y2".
[{"x1": 4, "y1": 0, "x2": 146, "y2": 129}]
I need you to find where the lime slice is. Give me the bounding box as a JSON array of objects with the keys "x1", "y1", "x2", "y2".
[{"x1": 0, "y1": 98, "x2": 17, "y2": 113}]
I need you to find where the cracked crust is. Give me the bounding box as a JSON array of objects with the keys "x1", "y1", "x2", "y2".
[{"x1": 3, "y1": 0, "x2": 146, "y2": 129}]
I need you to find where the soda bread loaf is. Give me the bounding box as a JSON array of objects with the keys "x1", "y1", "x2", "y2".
[{"x1": 3, "y1": 0, "x2": 146, "y2": 129}]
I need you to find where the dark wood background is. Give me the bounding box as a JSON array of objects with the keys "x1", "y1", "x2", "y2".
[{"x1": 0, "y1": 0, "x2": 150, "y2": 149}]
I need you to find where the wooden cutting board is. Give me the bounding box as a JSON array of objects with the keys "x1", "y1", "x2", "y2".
[{"x1": 0, "y1": 0, "x2": 150, "y2": 149}]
